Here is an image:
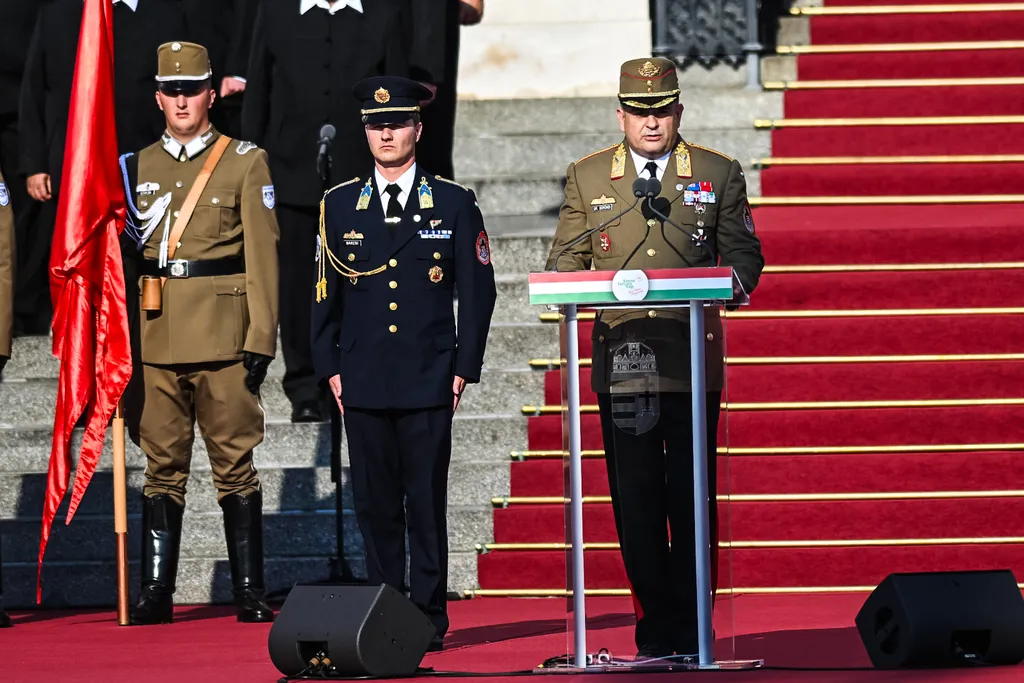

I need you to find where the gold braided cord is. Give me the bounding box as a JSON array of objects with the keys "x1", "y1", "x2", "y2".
[{"x1": 315, "y1": 197, "x2": 389, "y2": 302}]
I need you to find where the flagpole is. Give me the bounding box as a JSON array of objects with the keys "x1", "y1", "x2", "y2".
[{"x1": 113, "y1": 399, "x2": 129, "y2": 625}]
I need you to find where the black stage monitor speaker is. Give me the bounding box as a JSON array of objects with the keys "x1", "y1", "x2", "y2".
[
  {"x1": 268, "y1": 583, "x2": 437, "y2": 677},
  {"x1": 855, "y1": 570, "x2": 1024, "y2": 669}
]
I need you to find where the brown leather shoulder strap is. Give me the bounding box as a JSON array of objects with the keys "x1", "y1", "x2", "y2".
[{"x1": 166, "y1": 135, "x2": 233, "y2": 261}]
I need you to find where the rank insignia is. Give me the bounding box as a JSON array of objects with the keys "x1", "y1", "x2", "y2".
[
  {"x1": 418, "y1": 178, "x2": 434, "y2": 210},
  {"x1": 591, "y1": 194, "x2": 616, "y2": 212},
  {"x1": 599, "y1": 233, "x2": 610, "y2": 252},
  {"x1": 675, "y1": 141, "x2": 692, "y2": 178},
  {"x1": 610, "y1": 143, "x2": 626, "y2": 180},
  {"x1": 356, "y1": 179, "x2": 373, "y2": 210},
  {"x1": 476, "y1": 231, "x2": 491, "y2": 265},
  {"x1": 429, "y1": 265, "x2": 443, "y2": 283},
  {"x1": 236, "y1": 140, "x2": 256, "y2": 155}
]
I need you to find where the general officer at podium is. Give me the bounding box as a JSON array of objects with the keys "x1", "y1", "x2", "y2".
[
  {"x1": 545, "y1": 57, "x2": 765, "y2": 659},
  {"x1": 310, "y1": 76, "x2": 497, "y2": 652}
]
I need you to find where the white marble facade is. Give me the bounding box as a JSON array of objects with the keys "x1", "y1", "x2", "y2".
[{"x1": 456, "y1": 0, "x2": 652, "y2": 99}]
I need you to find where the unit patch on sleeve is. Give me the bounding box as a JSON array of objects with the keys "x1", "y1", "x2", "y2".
[
  {"x1": 476, "y1": 231, "x2": 491, "y2": 265},
  {"x1": 0, "y1": 183, "x2": 8, "y2": 207},
  {"x1": 742, "y1": 201, "x2": 755, "y2": 233},
  {"x1": 262, "y1": 185, "x2": 275, "y2": 209}
]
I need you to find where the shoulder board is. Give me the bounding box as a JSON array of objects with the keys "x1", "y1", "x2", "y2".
[
  {"x1": 434, "y1": 176, "x2": 470, "y2": 191},
  {"x1": 323, "y1": 177, "x2": 361, "y2": 198},
  {"x1": 574, "y1": 144, "x2": 618, "y2": 166},
  {"x1": 235, "y1": 140, "x2": 260, "y2": 155},
  {"x1": 687, "y1": 143, "x2": 733, "y2": 162}
]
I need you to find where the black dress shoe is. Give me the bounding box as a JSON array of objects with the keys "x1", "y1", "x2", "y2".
[
  {"x1": 236, "y1": 589, "x2": 275, "y2": 623},
  {"x1": 426, "y1": 636, "x2": 444, "y2": 652},
  {"x1": 636, "y1": 643, "x2": 675, "y2": 659},
  {"x1": 129, "y1": 589, "x2": 174, "y2": 625},
  {"x1": 291, "y1": 400, "x2": 324, "y2": 423}
]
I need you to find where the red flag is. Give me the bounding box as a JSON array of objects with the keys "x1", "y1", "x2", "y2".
[{"x1": 38, "y1": 0, "x2": 132, "y2": 602}]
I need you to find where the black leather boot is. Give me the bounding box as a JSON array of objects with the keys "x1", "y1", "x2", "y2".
[
  {"x1": 129, "y1": 494, "x2": 184, "y2": 625},
  {"x1": 221, "y1": 491, "x2": 275, "y2": 623}
]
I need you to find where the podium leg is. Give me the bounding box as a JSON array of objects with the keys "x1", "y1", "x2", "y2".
[
  {"x1": 563, "y1": 304, "x2": 588, "y2": 667},
  {"x1": 689, "y1": 301, "x2": 714, "y2": 666}
]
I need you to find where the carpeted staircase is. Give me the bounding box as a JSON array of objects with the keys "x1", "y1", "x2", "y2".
[{"x1": 471, "y1": 0, "x2": 1024, "y2": 596}]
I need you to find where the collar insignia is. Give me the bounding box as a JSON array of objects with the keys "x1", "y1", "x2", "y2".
[{"x1": 356, "y1": 178, "x2": 373, "y2": 210}]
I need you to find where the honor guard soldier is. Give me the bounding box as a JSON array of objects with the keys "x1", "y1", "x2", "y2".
[
  {"x1": 545, "y1": 57, "x2": 765, "y2": 659},
  {"x1": 0, "y1": 165, "x2": 13, "y2": 628},
  {"x1": 120, "y1": 42, "x2": 280, "y2": 625},
  {"x1": 310, "y1": 76, "x2": 497, "y2": 651}
]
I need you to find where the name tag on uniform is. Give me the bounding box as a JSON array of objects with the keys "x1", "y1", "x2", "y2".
[
  {"x1": 136, "y1": 182, "x2": 160, "y2": 195},
  {"x1": 591, "y1": 194, "x2": 616, "y2": 212},
  {"x1": 418, "y1": 229, "x2": 452, "y2": 239}
]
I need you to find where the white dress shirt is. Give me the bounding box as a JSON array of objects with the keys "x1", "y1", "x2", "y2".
[
  {"x1": 630, "y1": 147, "x2": 671, "y2": 182},
  {"x1": 300, "y1": 0, "x2": 363, "y2": 15},
  {"x1": 375, "y1": 164, "x2": 417, "y2": 218},
  {"x1": 108, "y1": 0, "x2": 139, "y2": 9}
]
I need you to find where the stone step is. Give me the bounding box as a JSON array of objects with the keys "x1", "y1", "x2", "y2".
[
  {"x1": 0, "y1": 367, "x2": 545, "y2": 425},
  {"x1": 2, "y1": 505, "x2": 491, "y2": 565},
  {"x1": 3, "y1": 322, "x2": 558, "y2": 383},
  {"x1": 2, "y1": 551, "x2": 479, "y2": 609},
  {"x1": 0, "y1": 414, "x2": 526, "y2": 473},
  {"x1": 0, "y1": 460, "x2": 508, "y2": 521},
  {"x1": 452, "y1": 93, "x2": 782, "y2": 138}
]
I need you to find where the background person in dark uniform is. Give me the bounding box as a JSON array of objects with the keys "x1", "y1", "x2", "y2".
[
  {"x1": 311, "y1": 76, "x2": 496, "y2": 651},
  {"x1": 18, "y1": 0, "x2": 186, "y2": 336},
  {"x1": 121, "y1": 41, "x2": 279, "y2": 626},
  {"x1": 178, "y1": 0, "x2": 259, "y2": 139},
  {"x1": 545, "y1": 57, "x2": 765, "y2": 659},
  {"x1": 243, "y1": 0, "x2": 440, "y2": 422},
  {"x1": 0, "y1": 0, "x2": 43, "y2": 337}
]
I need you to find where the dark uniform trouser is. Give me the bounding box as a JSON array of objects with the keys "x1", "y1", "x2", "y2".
[
  {"x1": 344, "y1": 405, "x2": 453, "y2": 637},
  {"x1": 138, "y1": 360, "x2": 264, "y2": 504},
  {"x1": 598, "y1": 391, "x2": 722, "y2": 652},
  {"x1": 274, "y1": 203, "x2": 322, "y2": 407}
]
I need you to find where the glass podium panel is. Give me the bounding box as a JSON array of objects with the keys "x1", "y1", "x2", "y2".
[{"x1": 547, "y1": 301, "x2": 754, "y2": 672}]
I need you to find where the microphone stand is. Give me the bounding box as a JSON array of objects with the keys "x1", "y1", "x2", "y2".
[{"x1": 320, "y1": 138, "x2": 356, "y2": 584}]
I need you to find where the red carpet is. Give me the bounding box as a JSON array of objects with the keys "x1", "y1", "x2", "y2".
[
  {"x1": 796, "y1": 51, "x2": 1024, "y2": 80},
  {"x1": 4, "y1": 596, "x2": 1022, "y2": 682},
  {"x1": 511, "y1": 452, "x2": 1024, "y2": 497},
  {"x1": 770, "y1": 125, "x2": 1024, "y2": 157},
  {"x1": 810, "y1": 14, "x2": 1024, "y2": 45},
  {"x1": 544, "y1": 361, "x2": 1024, "y2": 405},
  {"x1": 761, "y1": 163, "x2": 1024, "y2": 196},
  {"x1": 544, "y1": 315, "x2": 1024, "y2": 364},
  {"x1": 782, "y1": 86, "x2": 1024, "y2": 118}
]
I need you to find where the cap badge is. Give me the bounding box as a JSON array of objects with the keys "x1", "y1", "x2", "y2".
[
  {"x1": 638, "y1": 60, "x2": 661, "y2": 78},
  {"x1": 171, "y1": 42, "x2": 182, "y2": 52},
  {"x1": 374, "y1": 88, "x2": 391, "y2": 104}
]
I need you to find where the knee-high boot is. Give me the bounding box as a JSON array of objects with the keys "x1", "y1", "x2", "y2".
[
  {"x1": 129, "y1": 494, "x2": 184, "y2": 625},
  {"x1": 221, "y1": 491, "x2": 274, "y2": 623}
]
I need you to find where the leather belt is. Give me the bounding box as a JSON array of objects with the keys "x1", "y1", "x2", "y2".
[{"x1": 140, "y1": 256, "x2": 245, "y2": 279}]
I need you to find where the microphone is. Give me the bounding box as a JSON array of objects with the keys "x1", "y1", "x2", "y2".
[
  {"x1": 645, "y1": 177, "x2": 661, "y2": 199},
  {"x1": 548, "y1": 178, "x2": 648, "y2": 272},
  {"x1": 316, "y1": 124, "x2": 336, "y2": 182}
]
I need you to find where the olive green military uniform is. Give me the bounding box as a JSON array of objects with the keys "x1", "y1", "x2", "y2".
[
  {"x1": 544, "y1": 57, "x2": 764, "y2": 657},
  {"x1": 131, "y1": 127, "x2": 279, "y2": 502},
  {"x1": 0, "y1": 167, "x2": 13, "y2": 364},
  {"x1": 123, "y1": 41, "x2": 278, "y2": 626}
]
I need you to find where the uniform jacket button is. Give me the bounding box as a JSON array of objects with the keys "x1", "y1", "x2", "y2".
[
  {"x1": 707, "y1": 332, "x2": 714, "y2": 341},
  {"x1": 211, "y1": 197, "x2": 220, "y2": 205},
  {"x1": 389, "y1": 258, "x2": 398, "y2": 267},
  {"x1": 389, "y1": 302, "x2": 398, "y2": 311},
  {"x1": 648, "y1": 310, "x2": 657, "y2": 318},
  {"x1": 433, "y1": 252, "x2": 441, "y2": 260},
  {"x1": 647, "y1": 248, "x2": 656, "y2": 257},
  {"x1": 389, "y1": 324, "x2": 398, "y2": 333},
  {"x1": 348, "y1": 253, "x2": 355, "y2": 262},
  {"x1": 175, "y1": 181, "x2": 184, "y2": 188},
  {"x1": 389, "y1": 281, "x2": 398, "y2": 289}
]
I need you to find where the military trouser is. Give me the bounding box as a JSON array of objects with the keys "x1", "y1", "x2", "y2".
[{"x1": 138, "y1": 360, "x2": 264, "y2": 505}]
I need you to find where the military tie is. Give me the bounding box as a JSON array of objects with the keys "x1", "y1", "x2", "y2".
[
  {"x1": 644, "y1": 161, "x2": 659, "y2": 180},
  {"x1": 384, "y1": 184, "x2": 402, "y2": 236}
]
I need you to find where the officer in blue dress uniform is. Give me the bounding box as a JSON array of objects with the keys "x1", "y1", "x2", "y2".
[{"x1": 310, "y1": 76, "x2": 497, "y2": 651}]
